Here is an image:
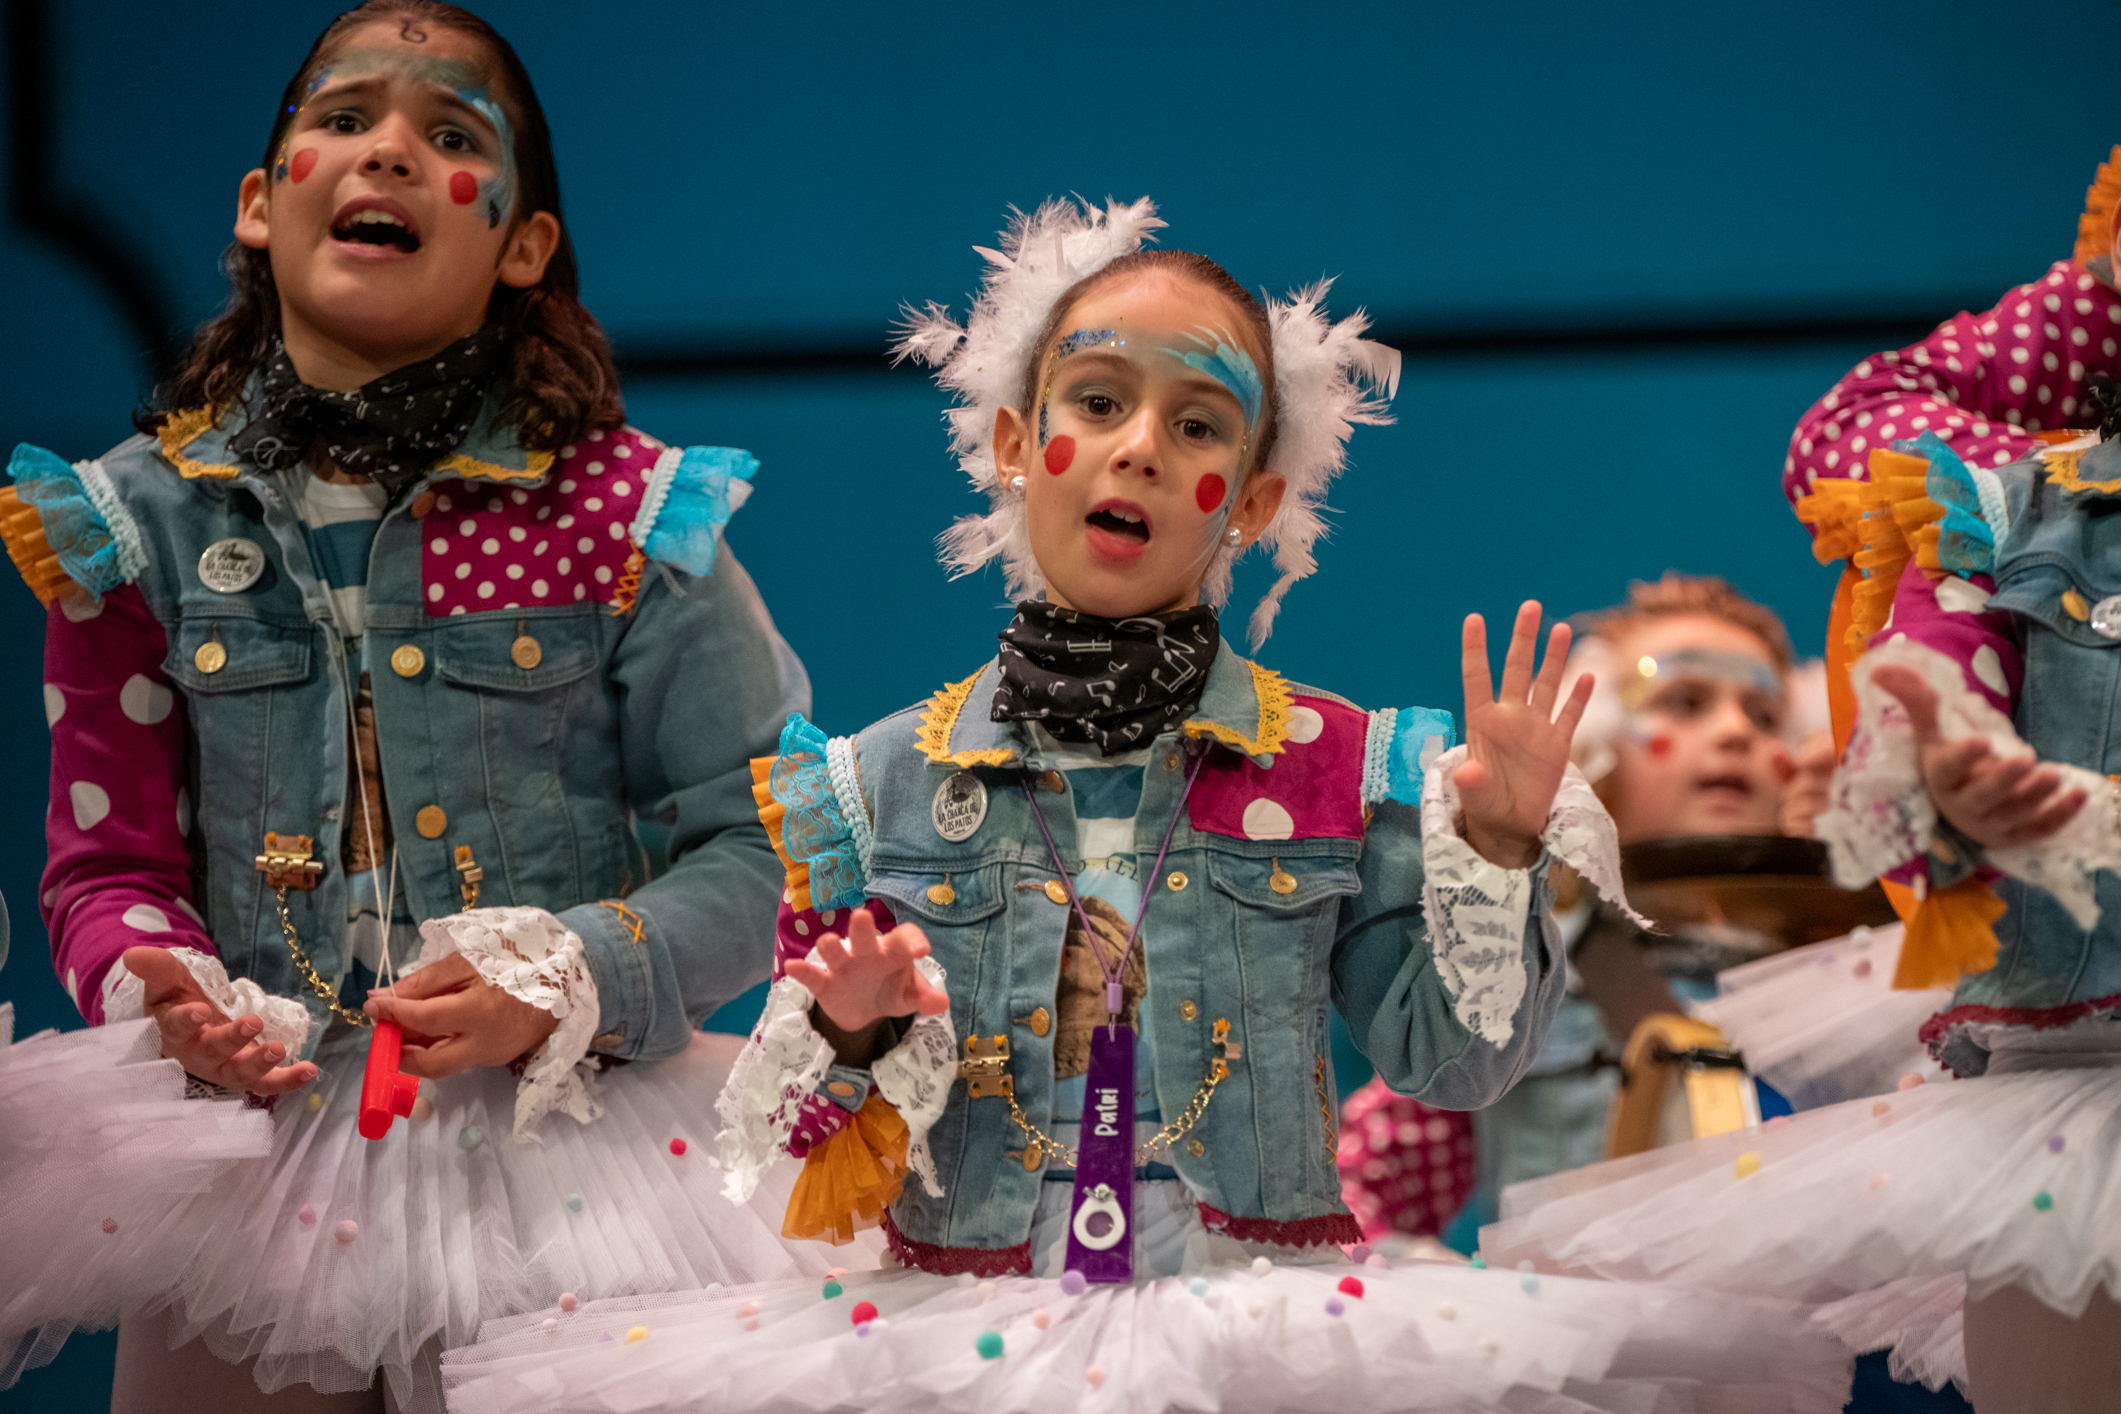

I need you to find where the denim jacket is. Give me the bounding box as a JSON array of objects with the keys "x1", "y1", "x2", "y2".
[
  {"x1": 723, "y1": 642, "x2": 1583, "y2": 1271},
  {"x1": 13, "y1": 391, "x2": 806, "y2": 1061}
]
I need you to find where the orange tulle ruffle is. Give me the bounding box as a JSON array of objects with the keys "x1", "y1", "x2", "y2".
[
  {"x1": 782, "y1": 1094, "x2": 911, "y2": 1245},
  {"x1": 1896, "y1": 875, "x2": 2009, "y2": 991}
]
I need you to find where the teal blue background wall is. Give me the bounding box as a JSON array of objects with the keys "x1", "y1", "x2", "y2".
[{"x1": 4, "y1": 0, "x2": 2117, "y2": 1404}]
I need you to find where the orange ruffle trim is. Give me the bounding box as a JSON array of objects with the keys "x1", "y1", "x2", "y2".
[
  {"x1": 2076, "y1": 145, "x2": 2121, "y2": 267},
  {"x1": 0, "y1": 487, "x2": 76, "y2": 607},
  {"x1": 751, "y1": 754, "x2": 816, "y2": 914},
  {"x1": 1897, "y1": 875, "x2": 2009, "y2": 991},
  {"x1": 1794, "y1": 447, "x2": 1945, "y2": 658},
  {"x1": 783, "y1": 1093, "x2": 911, "y2": 1245}
]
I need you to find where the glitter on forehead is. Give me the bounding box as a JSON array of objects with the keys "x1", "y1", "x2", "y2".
[{"x1": 1038, "y1": 328, "x2": 1120, "y2": 447}]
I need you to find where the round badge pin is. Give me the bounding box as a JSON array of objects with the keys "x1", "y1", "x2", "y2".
[
  {"x1": 197, "y1": 538, "x2": 266, "y2": 594},
  {"x1": 932, "y1": 771, "x2": 988, "y2": 842}
]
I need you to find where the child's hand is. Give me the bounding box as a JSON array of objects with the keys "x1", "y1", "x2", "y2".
[
  {"x1": 1780, "y1": 731, "x2": 1837, "y2": 838},
  {"x1": 125, "y1": 945, "x2": 319, "y2": 1095},
  {"x1": 784, "y1": 908, "x2": 950, "y2": 1044},
  {"x1": 1874, "y1": 664, "x2": 2087, "y2": 849},
  {"x1": 363, "y1": 954, "x2": 559, "y2": 1078},
  {"x1": 1458, "y1": 602, "x2": 1593, "y2": 869}
]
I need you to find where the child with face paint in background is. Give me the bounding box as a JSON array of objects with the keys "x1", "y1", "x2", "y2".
[
  {"x1": 1, "y1": 4, "x2": 856, "y2": 1409},
  {"x1": 1343, "y1": 576, "x2": 1936, "y2": 1249},
  {"x1": 1484, "y1": 156, "x2": 2121, "y2": 1409},
  {"x1": 436, "y1": 199, "x2": 1858, "y2": 1414}
]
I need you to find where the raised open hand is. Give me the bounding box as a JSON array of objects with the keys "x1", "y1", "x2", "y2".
[
  {"x1": 125, "y1": 945, "x2": 319, "y2": 1095},
  {"x1": 1873, "y1": 664, "x2": 2086, "y2": 849},
  {"x1": 1458, "y1": 602, "x2": 1594, "y2": 868},
  {"x1": 783, "y1": 908, "x2": 951, "y2": 1051}
]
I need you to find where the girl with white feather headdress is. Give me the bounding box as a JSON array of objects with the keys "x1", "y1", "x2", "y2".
[{"x1": 436, "y1": 198, "x2": 1858, "y2": 1414}]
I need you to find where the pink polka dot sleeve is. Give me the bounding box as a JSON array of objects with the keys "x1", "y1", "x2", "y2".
[
  {"x1": 1786, "y1": 260, "x2": 2121, "y2": 513},
  {"x1": 41, "y1": 584, "x2": 215, "y2": 1023},
  {"x1": 1335, "y1": 1074, "x2": 1475, "y2": 1241}
]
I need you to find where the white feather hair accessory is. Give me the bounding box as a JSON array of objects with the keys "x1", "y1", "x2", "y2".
[{"x1": 893, "y1": 196, "x2": 1402, "y2": 648}]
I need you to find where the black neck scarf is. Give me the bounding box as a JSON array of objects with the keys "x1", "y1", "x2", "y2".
[
  {"x1": 229, "y1": 327, "x2": 508, "y2": 493},
  {"x1": 992, "y1": 602, "x2": 1221, "y2": 755}
]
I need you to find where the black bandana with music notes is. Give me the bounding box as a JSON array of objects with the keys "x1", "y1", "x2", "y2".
[{"x1": 992, "y1": 601, "x2": 1220, "y2": 755}]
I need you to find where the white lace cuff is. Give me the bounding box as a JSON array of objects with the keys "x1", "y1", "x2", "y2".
[
  {"x1": 1822, "y1": 639, "x2": 2121, "y2": 929},
  {"x1": 102, "y1": 946, "x2": 311, "y2": 1056},
  {"x1": 714, "y1": 954, "x2": 955, "y2": 1204},
  {"x1": 412, "y1": 906, "x2": 601, "y2": 1141},
  {"x1": 873, "y1": 955, "x2": 953, "y2": 1199},
  {"x1": 1419, "y1": 747, "x2": 1641, "y2": 1048}
]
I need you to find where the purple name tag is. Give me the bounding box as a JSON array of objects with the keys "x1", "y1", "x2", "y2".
[{"x1": 1064, "y1": 1022, "x2": 1136, "y2": 1284}]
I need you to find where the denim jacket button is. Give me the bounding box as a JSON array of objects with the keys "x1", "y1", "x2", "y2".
[
  {"x1": 1166, "y1": 871, "x2": 1189, "y2": 892},
  {"x1": 1028, "y1": 1007, "x2": 1051, "y2": 1036},
  {"x1": 2064, "y1": 588, "x2": 2091, "y2": 622},
  {"x1": 511, "y1": 635, "x2": 543, "y2": 670},
  {"x1": 1043, "y1": 880, "x2": 1069, "y2": 905},
  {"x1": 2092, "y1": 595, "x2": 2121, "y2": 638},
  {"x1": 1178, "y1": 999, "x2": 1198, "y2": 1021},
  {"x1": 1041, "y1": 770, "x2": 1066, "y2": 794},
  {"x1": 391, "y1": 645, "x2": 426, "y2": 678},
  {"x1": 1186, "y1": 1138, "x2": 1206, "y2": 1158},
  {"x1": 410, "y1": 490, "x2": 437, "y2": 519},
  {"x1": 415, "y1": 805, "x2": 448, "y2": 838},
  {"x1": 1163, "y1": 751, "x2": 1181, "y2": 773}
]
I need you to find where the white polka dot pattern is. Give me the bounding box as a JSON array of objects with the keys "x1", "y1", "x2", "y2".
[
  {"x1": 1786, "y1": 261, "x2": 2118, "y2": 511},
  {"x1": 122, "y1": 903, "x2": 171, "y2": 933},
  {"x1": 119, "y1": 673, "x2": 174, "y2": 725},
  {"x1": 421, "y1": 426, "x2": 660, "y2": 616}
]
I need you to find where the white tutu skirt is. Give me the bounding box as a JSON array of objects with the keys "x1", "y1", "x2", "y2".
[
  {"x1": 1483, "y1": 1065, "x2": 2121, "y2": 1389},
  {"x1": 1693, "y1": 924, "x2": 1951, "y2": 1109},
  {"x1": 437, "y1": 1255, "x2": 1855, "y2": 1414},
  {"x1": 0, "y1": 1004, "x2": 273, "y2": 1385},
  {"x1": 119, "y1": 1026, "x2": 877, "y2": 1408}
]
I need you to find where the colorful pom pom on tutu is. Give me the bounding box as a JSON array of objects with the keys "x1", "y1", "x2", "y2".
[
  {"x1": 850, "y1": 1300, "x2": 877, "y2": 1325},
  {"x1": 975, "y1": 1330, "x2": 1003, "y2": 1359},
  {"x1": 1337, "y1": 1275, "x2": 1365, "y2": 1298}
]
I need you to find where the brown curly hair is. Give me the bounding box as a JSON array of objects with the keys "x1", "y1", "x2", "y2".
[
  {"x1": 138, "y1": 0, "x2": 622, "y2": 452},
  {"x1": 1580, "y1": 572, "x2": 1793, "y2": 672}
]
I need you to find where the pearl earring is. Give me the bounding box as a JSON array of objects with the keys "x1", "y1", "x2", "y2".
[
  {"x1": 1008, "y1": 475, "x2": 1026, "y2": 493},
  {"x1": 1224, "y1": 526, "x2": 1243, "y2": 547}
]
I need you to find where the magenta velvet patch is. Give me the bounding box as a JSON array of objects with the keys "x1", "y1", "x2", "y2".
[
  {"x1": 1187, "y1": 692, "x2": 1367, "y2": 841},
  {"x1": 421, "y1": 427, "x2": 659, "y2": 616}
]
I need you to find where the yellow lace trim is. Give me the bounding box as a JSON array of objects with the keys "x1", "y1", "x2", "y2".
[
  {"x1": 2077, "y1": 145, "x2": 2121, "y2": 267},
  {"x1": 1182, "y1": 659, "x2": 1292, "y2": 757},
  {"x1": 157, "y1": 406, "x2": 240, "y2": 480},
  {"x1": 913, "y1": 669, "x2": 1017, "y2": 767},
  {"x1": 433, "y1": 447, "x2": 555, "y2": 484},
  {"x1": 2043, "y1": 448, "x2": 2121, "y2": 497}
]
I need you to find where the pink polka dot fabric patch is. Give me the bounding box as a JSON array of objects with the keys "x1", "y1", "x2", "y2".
[
  {"x1": 421, "y1": 427, "x2": 659, "y2": 616},
  {"x1": 1187, "y1": 692, "x2": 1367, "y2": 841}
]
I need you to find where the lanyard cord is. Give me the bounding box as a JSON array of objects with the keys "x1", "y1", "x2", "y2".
[{"x1": 1019, "y1": 742, "x2": 1209, "y2": 1029}]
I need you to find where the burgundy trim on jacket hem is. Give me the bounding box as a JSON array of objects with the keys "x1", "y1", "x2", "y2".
[
  {"x1": 1920, "y1": 990, "x2": 2121, "y2": 1074},
  {"x1": 1196, "y1": 1202, "x2": 1362, "y2": 1250},
  {"x1": 1919, "y1": 990, "x2": 2121, "y2": 1047},
  {"x1": 882, "y1": 1212, "x2": 1032, "y2": 1277}
]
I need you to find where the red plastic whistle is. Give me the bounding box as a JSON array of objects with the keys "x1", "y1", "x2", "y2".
[{"x1": 358, "y1": 1019, "x2": 421, "y2": 1141}]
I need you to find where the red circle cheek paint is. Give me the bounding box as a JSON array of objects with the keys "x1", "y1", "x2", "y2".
[
  {"x1": 1043, "y1": 435, "x2": 1074, "y2": 476},
  {"x1": 288, "y1": 148, "x2": 318, "y2": 183},
  {"x1": 449, "y1": 171, "x2": 479, "y2": 206},
  {"x1": 1647, "y1": 735, "x2": 1674, "y2": 759},
  {"x1": 1194, "y1": 473, "x2": 1228, "y2": 514}
]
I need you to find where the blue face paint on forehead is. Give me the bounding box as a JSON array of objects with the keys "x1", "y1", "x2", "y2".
[
  {"x1": 1619, "y1": 648, "x2": 1785, "y2": 713},
  {"x1": 1164, "y1": 333, "x2": 1263, "y2": 430},
  {"x1": 278, "y1": 48, "x2": 519, "y2": 227}
]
